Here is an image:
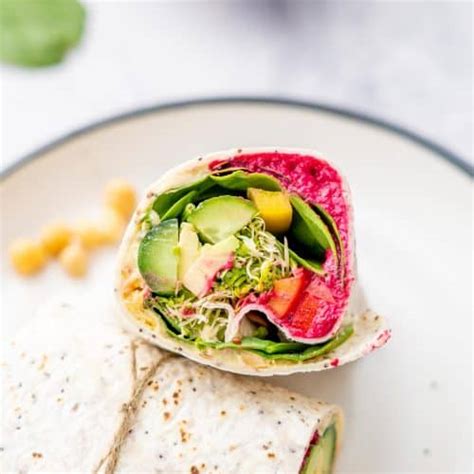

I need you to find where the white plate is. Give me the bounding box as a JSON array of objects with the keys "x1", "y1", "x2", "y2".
[{"x1": 1, "y1": 99, "x2": 471, "y2": 473}]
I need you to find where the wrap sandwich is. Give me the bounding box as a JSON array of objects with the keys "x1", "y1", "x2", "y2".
[
  {"x1": 1, "y1": 300, "x2": 343, "y2": 473},
  {"x1": 116, "y1": 148, "x2": 390, "y2": 375}
]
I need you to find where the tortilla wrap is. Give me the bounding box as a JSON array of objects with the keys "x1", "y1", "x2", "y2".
[
  {"x1": 1, "y1": 300, "x2": 342, "y2": 473},
  {"x1": 116, "y1": 148, "x2": 391, "y2": 375}
]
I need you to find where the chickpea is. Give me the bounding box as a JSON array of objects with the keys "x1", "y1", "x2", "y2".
[
  {"x1": 59, "y1": 242, "x2": 88, "y2": 277},
  {"x1": 104, "y1": 179, "x2": 136, "y2": 219},
  {"x1": 75, "y1": 221, "x2": 107, "y2": 249},
  {"x1": 40, "y1": 222, "x2": 72, "y2": 256},
  {"x1": 100, "y1": 209, "x2": 126, "y2": 244},
  {"x1": 9, "y1": 238, "x2": 48, "y2": 276}
]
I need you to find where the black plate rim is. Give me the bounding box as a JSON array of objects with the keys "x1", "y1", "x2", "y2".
[{"x1": 1, "y1": 96, "x2": 472, "y2": 180}]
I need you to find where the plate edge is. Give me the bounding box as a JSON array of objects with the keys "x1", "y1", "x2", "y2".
[{"x1": 1, "y1": 96, "x2": 472, "y2": 180}]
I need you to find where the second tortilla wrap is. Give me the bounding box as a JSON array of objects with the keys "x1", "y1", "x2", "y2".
[{"x1": 1, "y1": 300, "x2": 342, "y2": 473}]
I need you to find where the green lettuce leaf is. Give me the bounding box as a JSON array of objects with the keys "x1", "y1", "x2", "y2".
[
  {"x1": 313, "y1": 203, "x2": 345, "y2": 274},
  {"x1": 289, "y1": 195, "x2": 337, "y2": 260},
  {"x1": 275, "y1": 240, "x2": 325, "y2": 276},
  {"x1": 152, "y1": 171, "x2": 281, "y2": 218},
  {"x1": 194, "y1": 325, "x2": 353, "y2": 361},
  {"x1": 160, "y1": 190, "x2": 199, "y2": 220},
  {"x1": 253, "y1": 325, "x2": 353, "y2": 361},
  {"x1": 210, "y1": 170, "x2": 281, "y2": 191},
  {"x1": 152, "y1": 176, "x2": 213, "y2": 217}
]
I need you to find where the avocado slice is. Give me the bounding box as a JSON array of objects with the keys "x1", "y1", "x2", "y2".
[
  {"x1": 186, "y1": 196, "x2": 257, "y2": 243},
  {"x1": 301, "y1": 424, "x2": 337, "y2": 474},
  {"x1": 138, "y1": 219, "x2": 179, "y2": 295},
  {"x1": 182, "y1": 235, "x2": 239, "y2": 297},
  {"x1": 177, "y1": 222, "x2": 201, "y2": 281}
]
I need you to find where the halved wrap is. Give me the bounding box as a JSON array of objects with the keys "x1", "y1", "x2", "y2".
[
  {"x1": 1, "y1": 301, "x2": 343, "y2": 473},
  {"x1": 116, "y1": 147, "x2": 391, "y2": 375}
]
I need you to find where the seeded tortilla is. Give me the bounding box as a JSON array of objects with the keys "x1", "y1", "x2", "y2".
[{"x1": 1, "y1": 300, "x2": 342, "y2": 473}]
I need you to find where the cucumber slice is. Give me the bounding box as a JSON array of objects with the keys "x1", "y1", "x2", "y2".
[
  {"x1": 301, "y1": 424, "x2": 337, "y2": 474},
  {"x1": 138, "y1": 219, "x2": 179, "y2": 295},
  {"x1": 186, "y1": 196, "x2": 257, "y2": 243}
]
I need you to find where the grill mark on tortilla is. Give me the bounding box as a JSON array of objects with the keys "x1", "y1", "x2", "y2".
[{"x1": 93, "y1": 347, "x2": 176, "y2": 474}]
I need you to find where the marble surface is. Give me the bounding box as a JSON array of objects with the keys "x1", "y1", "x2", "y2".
[{"x1": 1, "y1": 0, "x2": 472, "y2": 170}]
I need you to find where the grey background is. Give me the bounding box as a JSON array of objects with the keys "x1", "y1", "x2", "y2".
[{"x1": 1, "y1": 0, "x2": 472, "y2": 168}]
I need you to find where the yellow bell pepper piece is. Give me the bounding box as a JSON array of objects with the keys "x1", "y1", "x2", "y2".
[{"x1": 247, "y1": 188, "x2": 293, "y2": 234}]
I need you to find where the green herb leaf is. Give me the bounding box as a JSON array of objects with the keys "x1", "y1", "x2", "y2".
[
  {"x1": 275, "y1": 240, "x2": 325, "y2": 276},
  {"x1": 160, "y1": 190, "x2": 199, "y2": 221},
  {"x1": 210, "y1": 170, "x2": 281, "y2": 191},
  {"x1": 289, "y1": 195, "x2": 338, "y2": 263},
  {"x1": 194, "y1": 325, "x2": 353, "y2": 361},
  {"x1": 0, "y1": 0, "x2": 86, "y2": 67},
  {"x1": 253, "y1": 325, "x2": 353, "y2": 361},
  {"x1": 313, "y1": 203, "x2": 345, "y2": 272},
  {"x1": 152, "y1": 176, "x2": 213, "y2": 217},
  {"x1": 194, "y1": 337, "x2": 305, "y2": 354},
  {"x1": 152, "y1": 171, "x2": 281, "y2": 219}
]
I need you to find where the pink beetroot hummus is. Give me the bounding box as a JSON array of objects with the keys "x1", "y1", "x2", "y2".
[{"x1": 210, "y1": 151, "x2": 354, "y2": 343}]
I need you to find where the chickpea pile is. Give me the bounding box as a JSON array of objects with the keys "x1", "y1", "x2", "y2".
[{"x1": 9, "y1": 179, "x2": 136, "y2": 278}]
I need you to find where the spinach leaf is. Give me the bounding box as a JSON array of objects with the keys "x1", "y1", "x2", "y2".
[
  {"x1": 275, "y1": 240, "x2": 325, "y2": 276},
  {"x1": 152, "y1": 171, "x2": 282, "y2": 218},
  {"x1": 158, "y1": 308, "x2": 352, "y2": 363},
  {"x1": 313, "y1": 203, "x2": 345, "y2": 271},
  {"x1": 210, "y1": 170, "x2": 281, "y2": 191},
  {"x1": 289, "y1": 195, "x2": 337, "y2": 261},
  {"x1": 194, "y1": 325, "x2": 353, "y2": 361},
  {"x1": 160, "y1": 190, "x2": 199, "y2": 220},
  {"x1": 160, "y1": 313, "x2": 182, "y2": 335},
  {"x1": 193, "y1": 185, "x2": 242, "y2": 202},
  {"x1": 195, "y1": 337, "x2": 307, "y2": 354},
  {"x1": 152, "y1": 176, "x2": 213, "y2": 217},
  {"x1": 0, "y1": 0, "x2": 85, "y2": 67},
  {"x1": 252, "y1": 325, "x2": 353, "y2": 361}
]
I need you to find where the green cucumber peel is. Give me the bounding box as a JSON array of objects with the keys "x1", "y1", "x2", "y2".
[
  {"x1": 301, "y1": 424, "x2": 337, "y2": 474},
  {"x1": 137, "y1": 219, "x2": 179, "y2": 295}
]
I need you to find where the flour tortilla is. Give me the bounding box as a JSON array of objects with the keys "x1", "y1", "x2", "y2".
[
  {"x1": 1, "y1": 300, "x2": 342, "y2": 473},
  {"x1": 116, "y1": 147, "x2": 391, "y2": 376}
]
